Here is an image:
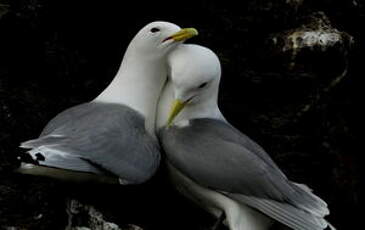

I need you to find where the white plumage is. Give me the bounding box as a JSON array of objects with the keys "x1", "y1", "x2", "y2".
[
  {"x1": 157, "y1": 44, "x2": 335, "y2": 230},
  {"x1": 18, "y1": 22, "x2": 198, "y2": 185}
]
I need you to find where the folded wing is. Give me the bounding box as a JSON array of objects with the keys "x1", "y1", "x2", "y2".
[
  {"x1": 20, "y1": 102, "x2": 160, "y2": 184},
  {"x1": 159, "y1": 118, "x2": 330, "y2": 230}
]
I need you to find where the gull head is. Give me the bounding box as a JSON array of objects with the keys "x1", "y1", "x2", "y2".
[
  {"x1": 128, "y1": 21, "x2": 198, "y2": 58},
  {"x1": 166, "y1": 44, "x2": 221, "y2": 125}
]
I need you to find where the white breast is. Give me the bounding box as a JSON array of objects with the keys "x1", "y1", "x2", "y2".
[{"x1": 166, "y1": 162, "x2": 273, "y2": 230}]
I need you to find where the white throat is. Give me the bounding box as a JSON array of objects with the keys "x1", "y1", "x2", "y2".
[
  {"x1": 95, "y1": 47, "x2": 167, "y2": 136},
  {"x1": 177, "y1": 96, "x2": 225, "y2": 124},
  {"x1": 156, "y1": 81, "x2": 225, "y2": 130}
]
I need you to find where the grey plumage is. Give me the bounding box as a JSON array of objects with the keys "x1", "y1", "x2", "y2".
[
  {"x1": 159, "y1": 118, "x2": 330, "y2": 230},
  {"x1": 228, "y1": 194, "x2": 327, "y2": 230},
  {"x1": 20, "y1": 102, "x2": 160, "y2": 184}
]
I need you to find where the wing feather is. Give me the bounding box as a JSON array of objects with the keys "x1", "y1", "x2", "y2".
[
  {"x1": 20, "y1": 102, "x2": 160, "y2": 184},
  {"x1": 159, "y1": 118, "x2": 329, "y2": 229}
]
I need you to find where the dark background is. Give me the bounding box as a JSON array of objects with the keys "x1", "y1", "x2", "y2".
[{"x1": 0, "y1": 0, "x2": 362, "y2": 229}]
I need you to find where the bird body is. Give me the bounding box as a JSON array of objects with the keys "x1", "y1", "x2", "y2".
[
  {"x1": 20, "y1": 102, "x2": 159, "y2": 184},
  {"x1": 166, "y1": 162, "x2": 273, "y2": 230},
  {"x1": 95, "y1": 47, "x2": 167, "y2": 135},
  {"x1": 160, "y1": 118, "x2": 329, "y2": 230},
  {"x1": 18, "y1": 22, "x2": 198, "y2": 184},
  {"x1": 157, "y1": 44, "x2": 334, "y2": 230}
]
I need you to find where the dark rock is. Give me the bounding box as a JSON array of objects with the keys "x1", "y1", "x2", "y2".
[
  {"x1": 0, "y1": 1, "x2": 9, "y2": 19},
  {"x1": 0, "y1": 1, "x2": 362, "y2": 230}
]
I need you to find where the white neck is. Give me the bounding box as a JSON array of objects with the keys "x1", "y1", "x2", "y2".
[
  {"x1": 177, "y1": 97, "x2": 225, "y2": 123},
  {"x1": 156, "y1": 81, "x2": 225, "y2": 130},
  {"x1": 156, "y1": 80, "x2": 174, "y2": 130},
  {"x1": 95, "y1": 48, "x2": 167, "y2": 136}
]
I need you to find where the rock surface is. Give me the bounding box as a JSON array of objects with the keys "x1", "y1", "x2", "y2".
[{"x1": 0, "y1": 1, "x2": 362, "y2": 229}]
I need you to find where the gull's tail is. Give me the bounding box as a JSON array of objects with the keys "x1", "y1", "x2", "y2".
[
  {"x1": 327, "y1": 221, "x2": 336, "y2": 230},
  {"x1": 287, "y1": 182, "x2": 329, "y2": 218},
  {"x1": 228, "y1": 193, "x2": 333, "y2": 230},
  {"x1": 16, "y1": 136, "x2": 118, "y2": 184},
  {"x1": 20, "y1": 140, "x2": 105, "y2": 175}
]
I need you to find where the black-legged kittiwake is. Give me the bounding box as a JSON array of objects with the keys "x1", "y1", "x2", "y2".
[
  {"x1": 17, "y1": 22, "x2": 198, "y2": 185},
  {"x1": 157, "y1": 44, "x2": 335, "y2": 230}
]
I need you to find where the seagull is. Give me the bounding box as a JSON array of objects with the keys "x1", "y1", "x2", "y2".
[
  {"x1": 157, "y1": 44, "x2": 335, "y2": 230},
  {"x1": 17, "y1": 21, "x2": 198, "y2": 185}
]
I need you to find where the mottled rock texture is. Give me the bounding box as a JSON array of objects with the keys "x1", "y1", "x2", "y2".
[{"x1": 0, "y1": 1, "x2": 362, "y2": 229}]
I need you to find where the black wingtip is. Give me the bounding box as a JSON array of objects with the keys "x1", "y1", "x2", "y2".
[{"x1": 17, "y1": 152, "x2": 40, "y2": 165}]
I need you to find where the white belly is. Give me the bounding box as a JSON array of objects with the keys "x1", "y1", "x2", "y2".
[{"x1": 166, "y1": 162, "x2": 274, "y2": 230}]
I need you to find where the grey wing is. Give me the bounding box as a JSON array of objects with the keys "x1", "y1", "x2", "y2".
[
  {"x1": 227, "y1": 193, "x2": 329, "y2": 230},
  {"x1": 224, "y1": 122, "x2": 288, "y2": 179},
  {"x1": 21, "y1": 102, "x2": 160, "y2": 184},
  {"x1": 159, "y1": 118, "x2": 329, "y2": 229}
]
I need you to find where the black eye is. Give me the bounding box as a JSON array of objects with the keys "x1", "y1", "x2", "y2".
[
  {"x1": 150, "y1": 27, "x2": 160, "y2": 33},
  {"x1": 198, "y1": 82, "x2": 208, "y2": 89}
]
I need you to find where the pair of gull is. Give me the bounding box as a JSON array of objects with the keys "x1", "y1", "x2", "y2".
[{"x1": 17, "y1": 21, "x2": 334, "y2": 230}]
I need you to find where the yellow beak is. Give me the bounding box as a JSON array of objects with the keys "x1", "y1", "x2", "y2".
[
  {"x1": 168, "y1": 28, "x2": 199, "y2": 42},
  {"x1": 167, "y1": 99, "x2": 188, "y2": 126}
]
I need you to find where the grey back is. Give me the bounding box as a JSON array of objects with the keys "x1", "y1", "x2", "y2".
[
  {"x1": 159, "y1": 118, "x2": 329, "y2": 229},
  {"x1": 23, "y1": 102, "x2": 160, "y2": 184}
]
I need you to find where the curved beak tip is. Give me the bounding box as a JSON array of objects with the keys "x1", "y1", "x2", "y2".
[
  {"x1": 167, "y1": 99, "x2": 187, "y2": 126},
  {"x1": 170, "y1": 27, "x2": 199, "y2": 42}
]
